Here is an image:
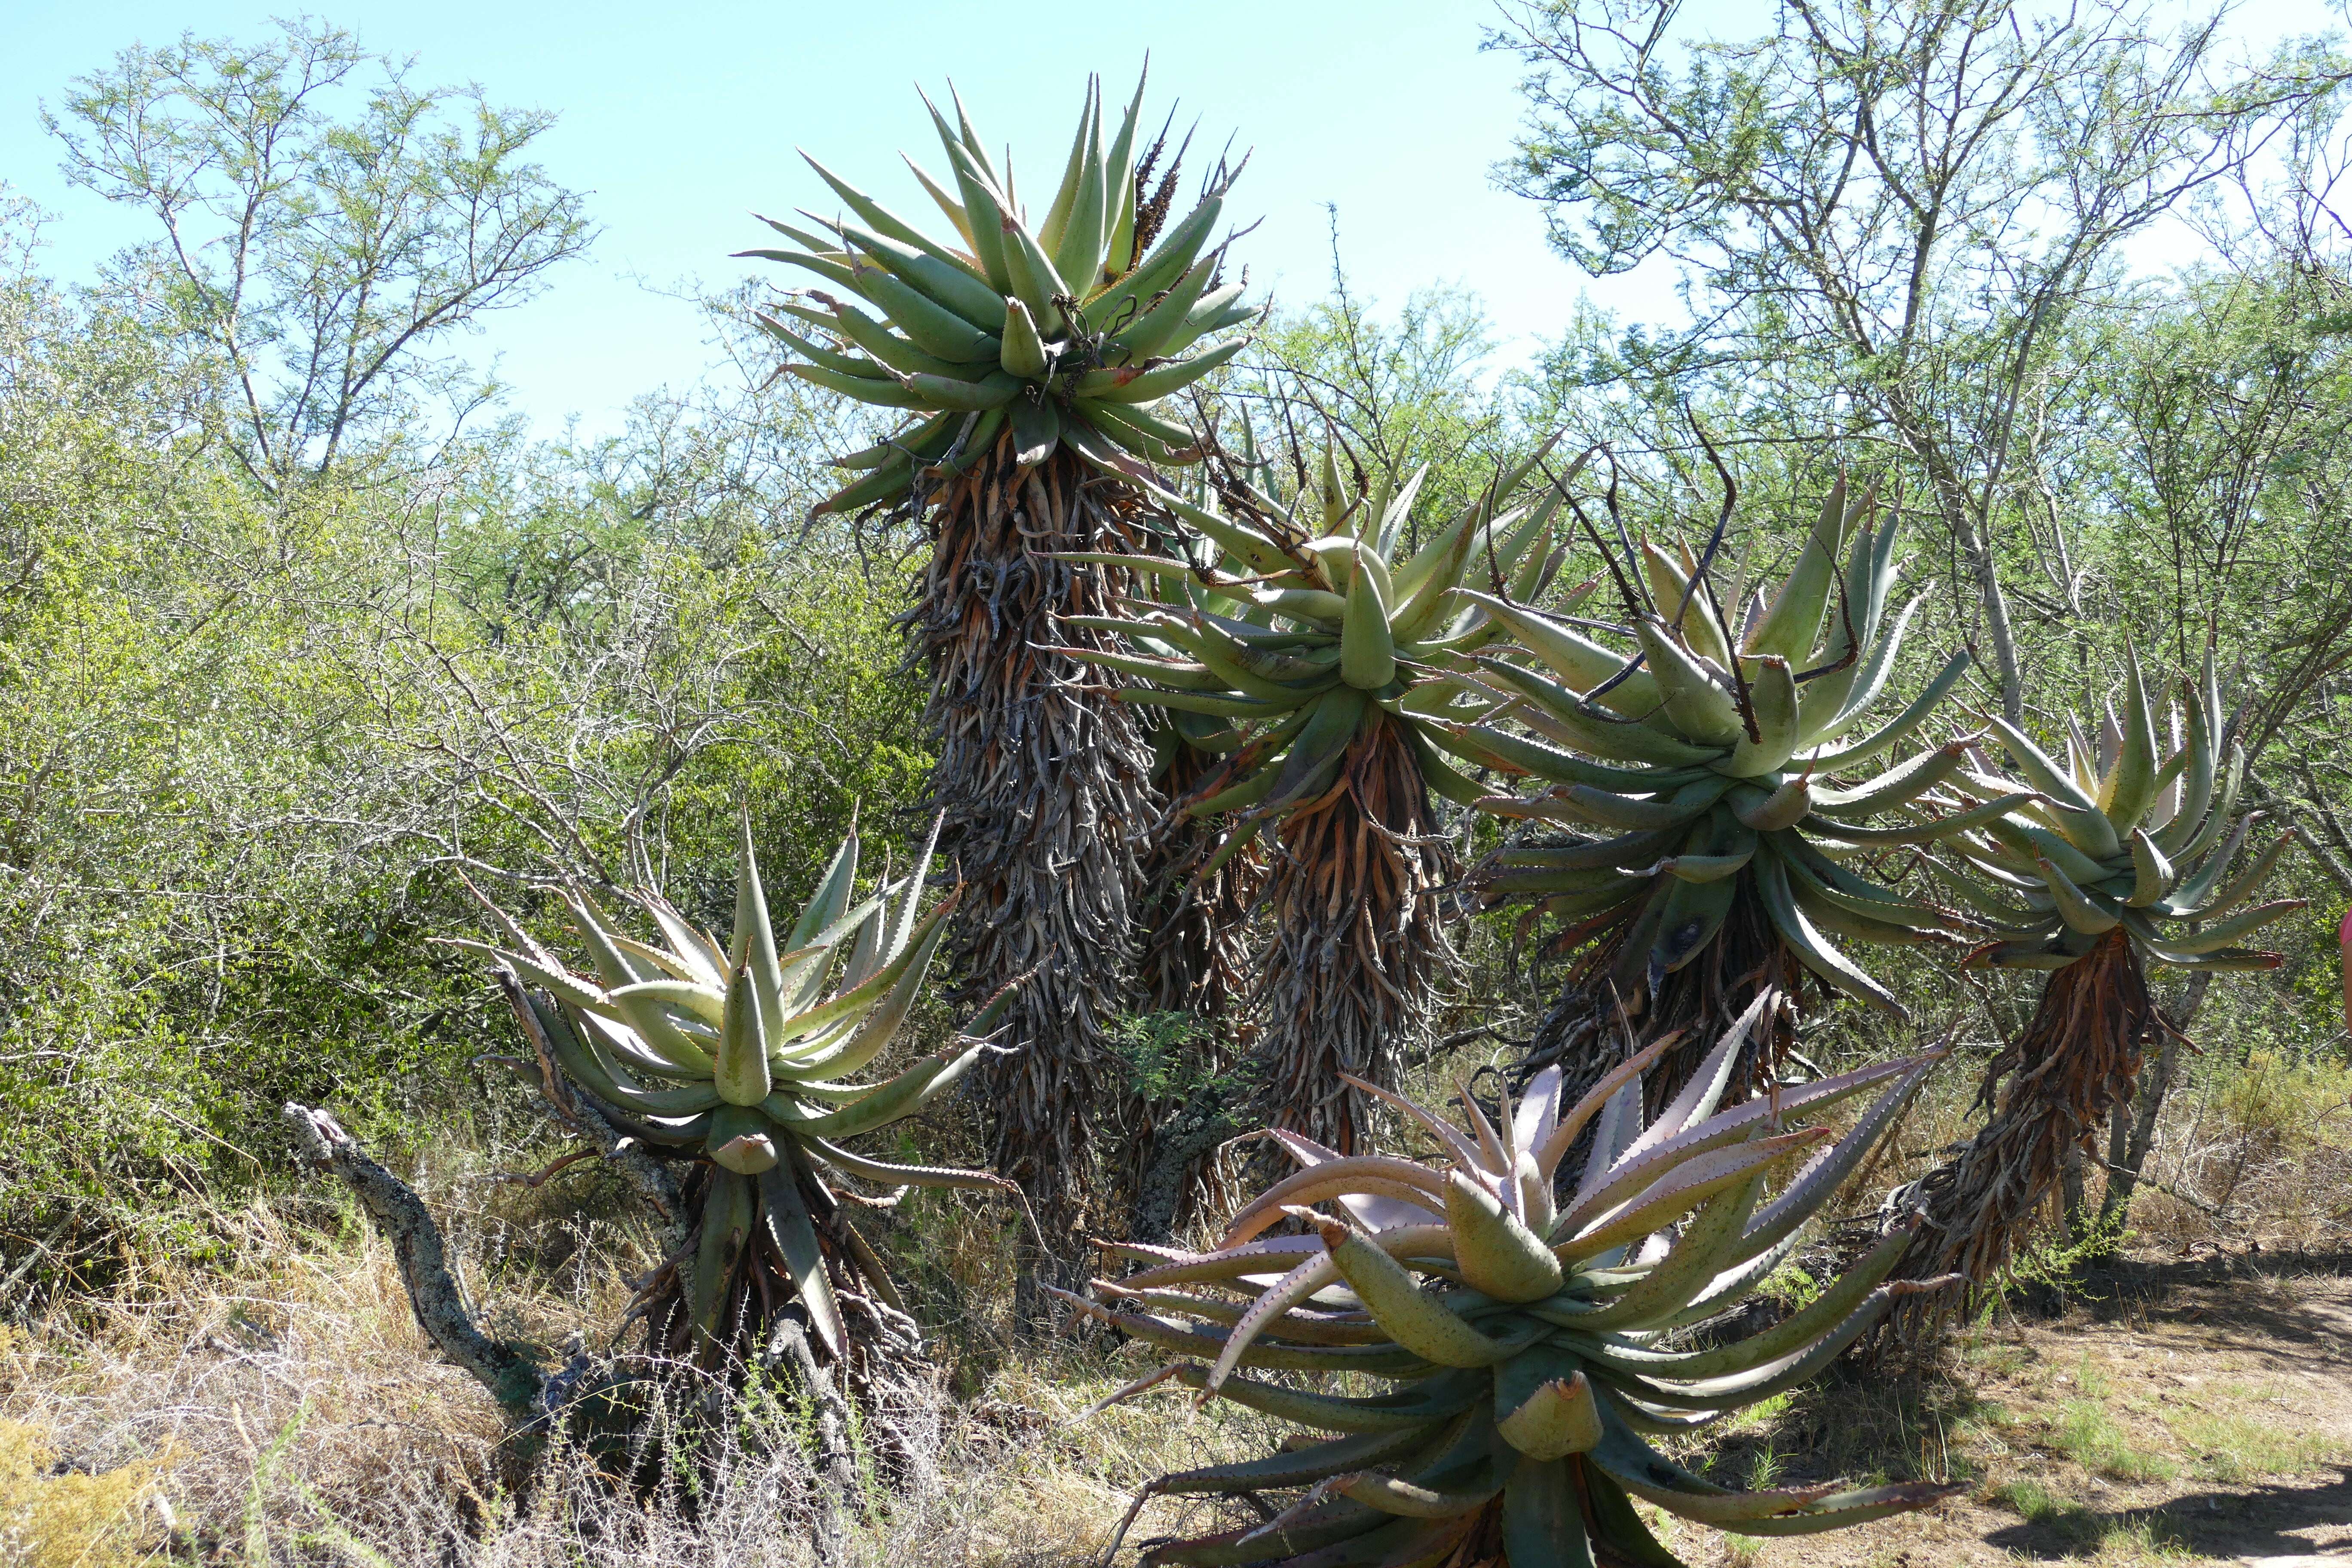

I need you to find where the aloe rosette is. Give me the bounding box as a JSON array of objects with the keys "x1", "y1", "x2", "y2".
[
  {"x1": 1065, "y1": 992, "x2": 1958, "y2": 1565},
  {"x1": 1895, "y1": 644, "x2": 2301, "y2": 1312},
  {"x1": 1928, "y1": 644, "x2": 2299, "y2": 975},
  {"x1": 458, "y1": 815, "x2": 1011, "y2": 1369},
  {"x1": 1451, "y1": 480, "x2": 1996, "y2": 1102},
  {"x1": 1058, "y1": 443, "x2": 1570, "y2": 1152},
  {"x1": 1067, "y1": 442, "x2": 1571, "y2": 841},
  {"x1": 745, "y1": 74, "x2": 1253, "y2": 513}
]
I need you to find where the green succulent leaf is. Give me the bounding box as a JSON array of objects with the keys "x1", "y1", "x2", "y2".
[{"x1": 1102, "y1": 1007, "x2": 1953, "y2": 1563}]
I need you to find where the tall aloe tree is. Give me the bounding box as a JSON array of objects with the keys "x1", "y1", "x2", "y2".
[
  {"x1": 741, "y1": 76, "x2": 1252, "y2": 1252},
  {"x1": 1893, "y1": 644, "x2": 2299, "y2": 1325},
  {"x1": 1069, "y1": 442, "x2": 1568, "y2": 1152},
  {"x1": 1449, "y1": 479, "x2": 1995, "y2": 1111}
]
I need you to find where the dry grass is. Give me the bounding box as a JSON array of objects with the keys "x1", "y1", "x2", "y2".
[
  {"x1": 0, "y1": 1398, "x2": 170, "y2": 1568},
  {"x1": 0, "y1": 1196, "x2": 514, "y2": 1563},
  {"x1": 0, "y1": 1152, "x2": 1293, "y2": 1568},
  {"x1": 2, "y1": 1033, "x2": 2347, "y2": 1566}
]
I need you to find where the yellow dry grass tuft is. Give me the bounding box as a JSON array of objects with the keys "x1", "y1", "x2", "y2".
[{"x1": 0, "y1": 1407, "x2": 169, "y2": 1568}]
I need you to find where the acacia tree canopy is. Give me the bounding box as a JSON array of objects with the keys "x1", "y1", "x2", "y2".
[
  {"x1": 47, "y1": 17, "x2": 594, "y2": 490},
  {"x1": 1488, "y1": 0, "x2": 2348, "y2": 721}
]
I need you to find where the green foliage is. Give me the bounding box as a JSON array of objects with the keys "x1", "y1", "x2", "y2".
[
  {"x1": 1237, "y1": 264, "x2": 1513, "y2": 527},
  {"x1": 746, "y1": 75, "x2": 1253, "y2": 510},
  {"x1": 2054, "y1": 1401, "x2": 2176, "y2": 1483},
  {"x1": 0, "y1": 204, "x2": 931, "y2": 1274},
  {"x1": 1101, "y1": 1010, "x2": 1233, "y2": 1106},
  {"x1": 47, "y1": 17, "x2": 594, "y2": 487}
]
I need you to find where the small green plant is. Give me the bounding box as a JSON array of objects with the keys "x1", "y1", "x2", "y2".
[
  {"x1": 1959, "y1": 1335, "x2": 2032, "y2": 1377},
  {"x1": 1757, "y1": 1262, "x2": 1822, "y2": 1314},
  {"x1": 2172, "y1": 1409, "x2": 2346, "y2": 1481},
  {"x1": 1991, "y1": 1474, "x2": 2063, "y2": 1521},
  {"x1": 1725, "y1": 1390, "x2": 1793, "y2": 1436},
  {"x1": 2055, "y1": 1402, "x2": 2174, "y2": 1482},
  {"x1": 2002, "y1": 1213, "x2": 2130, "y2": 1303},
  {"x1": 1105, "y1": 1010, "x2": 1233, "y2": 1105}
]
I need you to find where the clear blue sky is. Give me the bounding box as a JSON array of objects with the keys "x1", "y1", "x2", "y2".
[{"x1": 1, "y1": 0, "x2": 2336, "y2": 440}]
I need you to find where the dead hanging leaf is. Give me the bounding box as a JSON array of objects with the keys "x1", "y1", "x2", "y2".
[
  {"x1": 1514, "y1": 880, "x2": 1806, "y2": 1133},
  {"x1": 910, "y1": 429, "x2": 1162, "y2": 1259},
  {"x1": 1248, "y1": 712, "x2": 1459, "y2": 1157}
]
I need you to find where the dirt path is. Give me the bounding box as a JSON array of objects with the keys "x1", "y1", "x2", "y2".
[{"x1": 1675, "y1": 1254, "x2": 2352, "y2": 1566}]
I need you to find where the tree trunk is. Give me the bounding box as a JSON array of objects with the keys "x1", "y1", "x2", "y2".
[
  {"x1": 2095, "y1": 969, "x2": 2205, "y2": 1235},
  {"x1": 1892, "y1": 928, "x2": 2156, "y2": 1339},
  {"x1": 1963, "y1": 511, "x2": 2027, "y2": 727},
  {"x1": 1136, "y1": 740, "x2": 1262, "y2": 1020},
  {"x1": 1517, "y1": 876, "x2": 1806, "y2": 1143},
  {"x1": 281, "y1": 1103, "x2": 551, "y2": 1427},
  {"x1": 912, "y1": 434, "x2": 1160, "y2": 1296},
  {"x1": 2060, "y1": 1145, "x2": 2089, "y2": 1243},
  {"x1": 1252, "y1": 712, "x2": 1453, "y2": 1156},
  {"x1": 2275, "y1": 763, "x2": 2352, "y2": 895}
]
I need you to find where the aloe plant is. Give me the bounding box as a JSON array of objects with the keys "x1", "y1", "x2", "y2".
[
  {"x1": 456, "y1": 814, "x2": 1010, "y2": 1373},
  {"x1": 1066, "y1": 993, "x2": 1960, "y2": 1565},
  {"x1": 1894, "y1": 643, "x2": 2300, "y2": 1316},
  {"x1": 1449, "y1": 478, "x2": 1990, "y2": 1109},
  {"x1": 1066, "y1": 440, "x2": 1568, "y2": 1152},
  {"x1": 743, "y1": 74, "x2": 1253, "y2": 1257}
]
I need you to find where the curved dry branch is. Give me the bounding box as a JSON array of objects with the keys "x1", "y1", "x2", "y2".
[{"x1": 280, "y1": 1102, "x2": 548, "y2": 1422}]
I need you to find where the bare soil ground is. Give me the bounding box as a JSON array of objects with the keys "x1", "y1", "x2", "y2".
[{"x1": 1663, "y1": 1252, "x2": 2352, "y2": 1568}]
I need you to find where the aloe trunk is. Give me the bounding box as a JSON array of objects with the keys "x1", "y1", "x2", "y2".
[
  {"x1": 1890, "y1": 928, "x2": 2155, "y2": 1335},
  {"x1": 1519, "y1": 881, "x2": 1807, "y2": 1129},
  {"x1": 1258, "y1": 712, "x2": 1455, "y2": 1155},
  {"x1": 1896, "y1": 640, "x2": 2298, "y2": 1336},
  {"x1": 919, "y1": 436, "x2": 1155, "y2": 1267},
  {"x1": 1137, "y1": 738, "x2": 1262, "y2": 1020}
]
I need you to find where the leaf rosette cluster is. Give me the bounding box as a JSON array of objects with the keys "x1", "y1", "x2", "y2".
[
  {"x1": 743, "y1": 75, "x2": 1256, "y2": 513},
  {"x1": 1928, "y1": 645, "x2": 2302, "y2": 973},
  {"x1": 1452, "y1": 479, "x2": 1999, "y2": 1010},
  {"x1": 1069, "y1": 993, "x2": 1960, "y2": 1565},
  {"x1": 1059, "y1": 442, "x2": 1572, "y2": 862},
  {"x1": 455, "y1": 815, "x2": 1009, "y2": 1359}
]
